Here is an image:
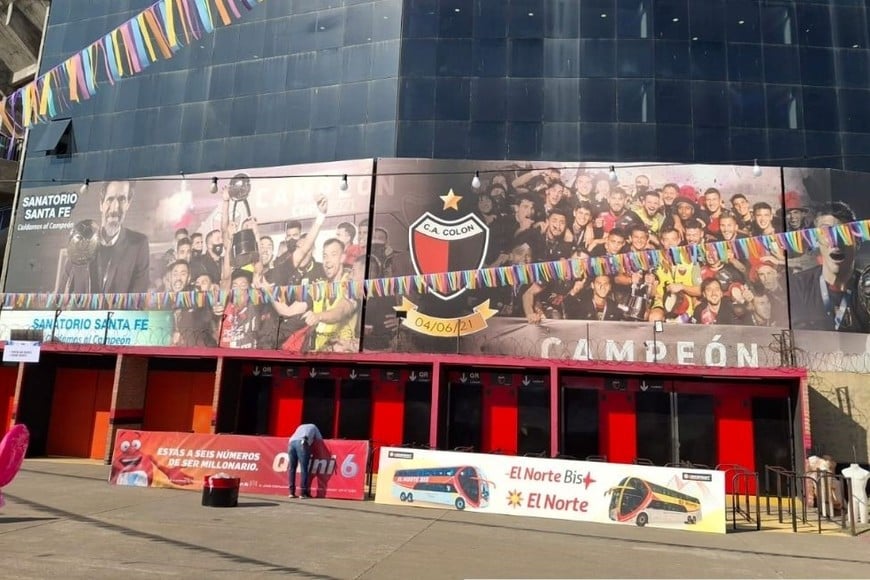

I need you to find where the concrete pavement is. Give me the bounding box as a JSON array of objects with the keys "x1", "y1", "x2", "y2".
[{"x1": 1, "y1": 460, "x2": 870, "y2": 579}]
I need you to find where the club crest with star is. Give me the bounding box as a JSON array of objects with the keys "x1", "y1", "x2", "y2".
[{"x1": 408, "y1": 188, "x2": 490, "y2": 301}]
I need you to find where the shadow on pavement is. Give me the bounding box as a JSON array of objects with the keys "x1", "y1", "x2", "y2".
[
  {"x1": 5, "y1": 494, "x2": 340, "y2": 580},
  {"x1": 235, "y1": 501, "x2": 279, "y2": 508},
  {"x1": 0, "y1": 516, "x2": 58, "y2": 524}
]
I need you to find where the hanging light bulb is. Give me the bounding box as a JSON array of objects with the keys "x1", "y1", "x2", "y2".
[
  {"x1": 79, "y1": 179, "x2": 90, "y2": 195},
  {"x1": 471, "y1": 171, "x2": 481, "y2": 189},
  {"x1": 210, "y1": 177, "x2": 219, "y2": 194},
  {"x1": 608, "y1": 165, "x2": 618, "y2": 182},
  {"x1": 339, "y1": 174, "x2": 349, "y2": 191},
  {"x1": 752, "y1": 159, "x2": 762, "y2": 177}
]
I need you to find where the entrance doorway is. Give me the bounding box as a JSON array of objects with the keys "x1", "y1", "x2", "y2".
[
  {"x1": 47, "y1": 368, "x2": 114, "y2": 459},
  {"x1": 338, "y1": 379, "x2": 372, "y2": 440},
  {"x1": 753, "y1": 396, "x2": 794, "y2": 487},
  {"x1": 302, "y1": 378, "x2": 336, "y2": 437},
  {"x1": 561, "y1": 387, "x2": 599, "y2": 459},
  {"x1": 635, "y1": 390, "x2": 671, "y2": 465},
  {"x1": 403, "y1": 380, "x2": 431, "y2": 446},
  {"x1": 440, "y1": 381, "x2": 482, "y2": 451},
  {"x1": 559, "y1": 375, "x2": 796, "y2": 475}
]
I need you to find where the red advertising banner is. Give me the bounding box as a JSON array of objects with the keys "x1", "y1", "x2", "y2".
[{"x1": 108, "y1": 430, "x2": 369, "y2": 500}]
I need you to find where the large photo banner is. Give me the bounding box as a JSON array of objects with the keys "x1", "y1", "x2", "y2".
[
  {"x1": 3, "y1": 159, "x2": 373, "y2": 351},
  {"x1": 784, "y1": 168, "x2": 870, "y2": 336},
  {"x1": 375, "y1": 447, "x2": 726, "y2": 534},
  {"x1": 108, "y1": 430, "x2": 368, "y2": 500},
  {"x1": 364, "y1": 159, "x2": 788, "y2": 355}
]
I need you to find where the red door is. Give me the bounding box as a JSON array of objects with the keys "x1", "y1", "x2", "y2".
[
  {"x1": 47, "y1": 368, "x2": 114, "y2": 459},
  {"x1": 600, "y1": 389, "x2": 636, "y2": 464},
  {"x1": 144, "y1": 371, "x2": 215, "y2": 434},
  {"x1": 482, "y1": 374, "x2": 518, "y2": 455}
]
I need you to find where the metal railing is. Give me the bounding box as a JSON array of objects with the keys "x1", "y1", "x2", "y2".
[
  {"x1": 762, "y1": 464, "x2": 853, "y2": 534},
  {"x1": 716, "y1": 463, "x2": 760, "y2": 531}
]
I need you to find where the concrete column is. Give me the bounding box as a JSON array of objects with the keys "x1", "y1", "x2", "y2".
[
  {"x1": 210, "y1": 357, "x2": 224, "y2": 434},
  {"x1": 102, "y1": 354, "x2": 149, "y2": 463}
]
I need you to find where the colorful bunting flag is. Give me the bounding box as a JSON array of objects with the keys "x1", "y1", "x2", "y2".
[{"x1": 0, "y1": 0, "x2": 265, "y2": 137}]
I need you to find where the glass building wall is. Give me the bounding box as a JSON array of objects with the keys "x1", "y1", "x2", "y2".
[
  {"x1": 19, "y1": 0, "x2": 870, "y2": 184},
  {"x1": 396, "y1": 0, "x2": 870, "y2": 172},
  {"x1": 23, "y1": 0, "x2": 403, "y2": 183}
]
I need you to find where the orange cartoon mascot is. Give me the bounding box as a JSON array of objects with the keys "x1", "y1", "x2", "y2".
[{"x1": 110, "y1": 431, "x2": 193, "y2": 487}]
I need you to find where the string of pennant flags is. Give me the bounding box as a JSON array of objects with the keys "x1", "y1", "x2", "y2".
[
  {"x1": 0, "y1": 218, "x2": 867, "y2": 312},
  {"x1": 0, "y1": 0, "x2": 266, "y2": 137}
]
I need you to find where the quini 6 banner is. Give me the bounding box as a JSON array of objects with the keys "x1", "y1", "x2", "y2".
[{"x1": 108, "y1": 430, "x2": 369, "y2": 500}]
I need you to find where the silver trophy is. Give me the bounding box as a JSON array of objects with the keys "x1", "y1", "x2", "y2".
[
  {"x1": 67, "y1": 219, "x2": 100, "y2": 266},
  {"x1": 624, "y1": 274, "x2": 652, "y2": 320},
  {"x1": 227, "y1": 173, "x2": 259, "y2": 268},
  {"x1": 60, "y1": 219, "x2": 100, "y2": 293}
]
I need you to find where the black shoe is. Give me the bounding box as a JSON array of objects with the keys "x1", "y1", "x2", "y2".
[{"x1": 300, "y1": 493, "x2": 311, "y2": 499}]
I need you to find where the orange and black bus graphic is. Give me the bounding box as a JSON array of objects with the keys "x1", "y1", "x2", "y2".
[
  {"x1": 606, "y1": 476, "x2": 702, "y2": 527},
  {"x1": 392, "y1": 466, "x2": 492, "y2": 510}
]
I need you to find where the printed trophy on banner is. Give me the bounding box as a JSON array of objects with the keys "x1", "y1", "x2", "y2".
[
  {"x1": 228, "y1": 173, "x2": 259, "y2": 268},
  {"x1": 622, "y1": 271, "x2": 654, "y2": 321},
  {"x1": 59, "y1": 219, "x2": 101, "y2": 293}
]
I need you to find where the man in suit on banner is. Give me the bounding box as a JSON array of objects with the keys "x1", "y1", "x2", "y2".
[{"x1": 58, "y1": 180, "x2": 150, "y2": 294}]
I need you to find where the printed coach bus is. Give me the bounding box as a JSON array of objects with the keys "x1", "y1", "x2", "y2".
[
  {"x1": 606, "y1": 476, "x2": 702, "y2": 527},
  {"x1": 392, "y1": 466, "x2": 492, "y2": 510}
]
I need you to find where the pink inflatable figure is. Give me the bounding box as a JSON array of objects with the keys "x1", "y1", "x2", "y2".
[{"x1": 0, "y1": 424, "x2": 30, "y2": 508}]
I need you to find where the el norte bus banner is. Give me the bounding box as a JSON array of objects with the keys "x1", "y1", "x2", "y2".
[
  {"x1": 375, "y1": 447, "x2": 726, "y2": 534},
  {"x1": 109, "y1": 430, "x2": 369, "y2": 500}
]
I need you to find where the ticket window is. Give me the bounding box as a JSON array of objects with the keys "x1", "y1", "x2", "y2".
[
  {"x1": 403, "y1": 381, "x2": 431, "y2": 447},
  {"x1": 440, "y1": 382, "x2": 482, "y2": 451},
  {"x1": 561, "y1": 388, "x2": 599, "y2": 460},
  {"x1": 338, "y1": 379, "x2": 372, "y2": 440},
  {"x1": 302, "y1": 378, "x2": 336, "y2": 438}
]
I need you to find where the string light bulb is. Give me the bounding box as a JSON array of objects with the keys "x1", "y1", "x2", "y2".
[
  {"x1": 471, "y1": 171, "x2": 481, "y2": 189},
  {"x1": 210, "y1": 177, "x2": 218, "y2": 194},
  {"x1": 339, "y1": 174, "x2": 349, "y2": 191},
  {"x1": 608, "y1": 165, "x2": 618, "y2": 182},
  {"x1": 753, "y1": 159, "x2": 762, "y2": 177},
  {"x1": 79, "y1": 179, "x2": 89, "y2": 194}
]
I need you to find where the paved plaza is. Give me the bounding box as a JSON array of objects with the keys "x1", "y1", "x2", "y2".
[{"x1": 1, "y1": 460, "x2": 869, "y2": 579}]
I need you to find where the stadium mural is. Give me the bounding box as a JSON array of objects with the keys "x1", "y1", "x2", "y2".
[
  {"x1": 783, "y1": 169, "x2": 870, "y2": 371},
  {"x1": 1, "y1": 159, "x2": 373, "y2": 352},
  {"x1": 366, "y1": 159, "x2": 791, "y2": 361},
  {"x1": 1, "y1": 158, "x2": 870, "y2": 372}
]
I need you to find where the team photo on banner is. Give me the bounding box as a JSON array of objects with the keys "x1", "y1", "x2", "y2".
[{"x1": 3, "y1": 159, "x2": 373, "y2": 351}]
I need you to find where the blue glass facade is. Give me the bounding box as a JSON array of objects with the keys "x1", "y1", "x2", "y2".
[
  {"x1": 396, "y1": 0, "x2": 870, "y2": 170},
  {"x1": 24, "y1": 0, "x2": 402, "y2": 183},
  {"x1": 20, "y1": 0, "x2": 870, "y2": 183}
]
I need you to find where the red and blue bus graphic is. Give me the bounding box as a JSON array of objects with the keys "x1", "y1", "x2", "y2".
[
  {"x1": 605, "y1": 476, "x2": 702, "y2": 527},
  {"x1": 392, "y1": 466, "x2": 492, "y2": 510}
]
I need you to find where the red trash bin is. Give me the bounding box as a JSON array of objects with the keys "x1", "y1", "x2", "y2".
[{"x1": 201, "y1": 474, "x2": 240, "y2": 507}]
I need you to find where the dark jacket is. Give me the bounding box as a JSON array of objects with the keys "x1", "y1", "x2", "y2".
[{"x1": 58, "y1": 228, "x2": 150, "y2": 293}]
